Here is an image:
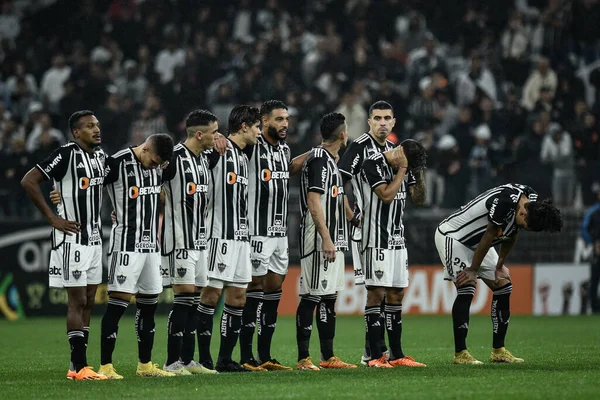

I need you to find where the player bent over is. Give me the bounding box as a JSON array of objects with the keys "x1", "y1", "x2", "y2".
[
  {"x1": 296, "y1": 113, "x2": 357, "y2": 371},
  {"x1": 360, "y1": 141, "x2": 427, "y2": 368},
  {"x1": 435, "y1": 184, "x2": 562, "y2": 364}
]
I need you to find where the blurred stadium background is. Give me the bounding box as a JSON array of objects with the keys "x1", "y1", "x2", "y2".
[{"x1": 0, "y1": 0, "x2": 599, "y2": 321}]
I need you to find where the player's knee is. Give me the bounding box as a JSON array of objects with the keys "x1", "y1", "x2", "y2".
[
  {"x1": 173, "y1": 283, "x2": 195, "y2": 294},
  {"x1": 264, "y1": 272, "x2": 284, "y2": 292},
  {"x1": 366, "y1": 287, "x2": 385, "y2": 307},
  {"x1": 200, "y1": 287, "x2": 221, "y2": 307},
  {"x1": 67, "y1": 287, "x2": 87, "y2": 311},
  {"x1": 386, "y1": 288, "x2": 404, "y2": 304},
  {"x1": 248, "y1": 276, "x2": 265, "y2": 291}
]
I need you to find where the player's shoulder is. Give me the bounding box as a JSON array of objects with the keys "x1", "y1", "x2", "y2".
[
  {"x1": 366, "y1": 151, "x2": 386, "y2": 162},
  {"x1": 354, "y1": 133, "x2": 372, "y2": 145},
  {"x1": 109, "y1": 147, "x2": 134, "y2": 164}
]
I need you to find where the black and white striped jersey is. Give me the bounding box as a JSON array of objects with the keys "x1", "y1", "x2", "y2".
[
  {"x1": 438, "y1": 183, "x2": 538, "y2": 249},
  {"x1": 105, "y1": 148, "x2": 163, "y2": 253},
  {"x1": 338, "y1": 133, "x2": 395, "y2": 213},
  {"x1": 206, "y1": 139, "x2": 250, "y2": 241},
  {"x1": 247, "y1": 135, "x2": 291, "y2": 237},
  {"x1": 36, "y1": 142, "x2": 106, "y2": 247},
  {"x1": 161, "y1": 143, "x2": 212, "y2": 254},
  {"x1": 360, "y1": 152, "x2": 416, "y2": 250},
  {"x1": 299, "y1": 146, "x2": 349, "y2": 258}
]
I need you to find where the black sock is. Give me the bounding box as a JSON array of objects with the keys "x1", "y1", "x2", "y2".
[
  {"x1": 196, "y1": 302, "x2": 215, "y2": 365},
  {"x1": 492, "y1": 283, "x2": 512, "y2": 349},
  {"x1": 135, "y1": 296, "x2": 158, "y2": 364},
  {"x1": 317, "y1": 294, "x2": 337, "y2": 361},
  {"x1": 379, "y1": 299, "x2": 387, "y2": 353},
  {"x1": 181, "y1": 294, "x2": 200, "y2": 365},
  {"x1": 82, "y1": 326, "x2": 90, "y2": 366},
  {"x1": 239, "y1": 290, "x2": 262, "y2": 363},
  {"x1": 453, "y1": 285, "x2": 476, "y2": 353},
  {"x1": 385, "y1": 303, "x2": 404, "y2": 359},
  {"x1": 217, "y1": 304, "x2": 244, "y2": 363},
  {"x1": 258, "y1": 290, "x2": 282, "y2": 362},
  {"x1": 68, "y1": 330, "x2": 86, "y2": 372},
  {"x1": 166, "y1": 293, "x2": 194, "y2": 366},
  {"x1": 365, "y1": 305, "x2": 383, "y2": 360},
  {"x1": 100, "y1": 297, "x2": 128, "y2": 365},
  {"x1": 296, "y1": 296, "x2": 319, "y2": 361}
]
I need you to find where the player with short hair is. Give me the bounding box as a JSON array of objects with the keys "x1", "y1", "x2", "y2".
[
  {"x1": 238, "y1": 100, "x2": 307, "y2": 372},
  {"x1": 161, "y1": 110, "x2": 221, "y2": 375},
  {"x1": 435, "y1": 184, "x2": 562, "y2": 364},
  {"x1": 296, "y1": 112, "x2": 357, "y2": 371},
  {"x1": 195, "y1": 105, "x2": 261, "y2": 373},
  {"x1": 97, "y1": 133, "x2": 176, "y2": 379},
  {"x1": 22, "y1": 110, "x2": 108, "y2": 380},
  {"x1": 360, "y1": 140, "x2": 427, "y2": 368}
]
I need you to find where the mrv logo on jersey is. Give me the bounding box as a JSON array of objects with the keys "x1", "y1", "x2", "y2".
[{"x1": 44, "y1": 154, "x2": 62, "y2": 173}]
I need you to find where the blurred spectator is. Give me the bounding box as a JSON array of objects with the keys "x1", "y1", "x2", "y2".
[
  {"x1": 25, "y1": 112, "x2": 64, "y2": 155},
  {"x1": 522, "y1": 57, "x2": 558, "y2": 110},
  {"x1": 40, "y1": 54, "x2": 71, "y2": 115},
  {"x1": 455, "y1": 52, "x2": 498, "y2": 107},
  {"x1": 409, "y1": 76, "x2": 441, "y2": 131},
  {"x1": 129, "y1": 94, "x2": 168, "y2": 144},
  {"x1": 573, "y1": 112, "x2": 600, "y2": 205},
  {"x1": 501, "y1": 12, "x2": 530, "y2": 86},
  {"x1": 437, "y1": 134, "x2": 469, "y2": 208},
  {"x1": 336, "y1": 92, "x2": 367, "y2": 141},
  {"x1": 541, "y1": 123, "x2": 575, "y2": 206},
  {"x1": 467, "y1": 124, "x2": 494, "y2": 198},
  {"x1": 154, "y1": 33, "x2": 185, "y2": 85},
  {"x1": 408, "y1": 32, "x2": 448, "y2": 92}
]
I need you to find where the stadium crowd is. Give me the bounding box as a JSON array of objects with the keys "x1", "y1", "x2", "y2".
[{"x1": 1, "y1": 0, "x2": 600, "y2": 217}]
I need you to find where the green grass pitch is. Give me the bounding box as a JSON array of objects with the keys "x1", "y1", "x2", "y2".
[{"x1": 1, "y1": 315, "x2": 599, "y2": 399}]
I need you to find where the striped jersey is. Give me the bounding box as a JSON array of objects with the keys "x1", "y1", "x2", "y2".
[
  {"x1": 360, "y1": 152, "x2": 416, "y2": 250},
  {"x1": 438, "y1": 183, "x2": 538, "y2": 249},
  {"x1": 36, "y1": 142, "x2": 106, "y2": 247},
  {"x1": 338, "y1": 133, "x2": 395, "y2": 240},
  {"x1": 247, "y1": 135, "x2": 291, "y2": 237},
  {"x1": 161, "y1": 143, "x2": 213, "y2": 254},
  {"x1": 105, "y1": 148, "x2": 163, "y2": 253},
  {"x1": 206, "y1": 139, "x2": 250, "y2": 241},
  {"x1": 299, "y1": 146, "x2": 349, "y2": 258}
]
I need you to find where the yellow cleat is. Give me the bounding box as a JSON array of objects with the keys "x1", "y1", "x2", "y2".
[
  {"x1": 98, "y1": 363, "x2": 124, "y2": 379},
  {"x1": 74, "y1": 366, "x2": 108, "y2": 380},
  {"x1": 182, "y1": 361, "x2": 218, "y2": 375},
  {"x1": 453, "y1": 350, "x2": 484, "y2": 365},
  {"x1": 490, "y1": 347, "x2": 524, "y2": 363},
  {"x1": 241, "y1": 359, "x2": 268, "y2": 372},
  {"x1": 319, "y1": 356, "x2": 357, "y2": 369},
  {"x1": 136, "y1": 362, "x2": 176, "y2": 377},
  {"x1": 260, "y1": 359, "x2": 293, "y2": 371},
  {"x1": 296, "y1": 357, "x2": 320, "y2": 371}
]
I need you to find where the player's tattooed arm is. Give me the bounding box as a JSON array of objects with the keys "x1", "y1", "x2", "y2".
[
  {"x1": 409, "y1": 170, "x2": 426, "y2": 206},
  {"x1": 307, "y1": 191, "x2": 336, "y2": 262},
  {"x1": 289, "y1": 151, "x2": 309, "y2": 176},
  {"x1": 496, "y1": 231, "x2": 519, "y2": 269}
]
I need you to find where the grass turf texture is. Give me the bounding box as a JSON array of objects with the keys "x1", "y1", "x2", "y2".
[{"x1": 1, "y1": 315, "x2": 599, "y2": 399}]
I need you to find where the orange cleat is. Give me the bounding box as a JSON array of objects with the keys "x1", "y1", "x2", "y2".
[
  {"x1": 66, "y1": 369, "x2": 77, "y2": 380},
  {"x1": 389, "y1": 356, "x2": 427, "y2": 367},
  {"x1": 296, "y1": 357, "x2": 320, "y2": 371},
  {"x1": 74, "y1": 366, "x2": 109, "y2": 380},
  {"x1": 319, "y1": 356, "x2": 357, "y2": 369},
  {"x1": 368, "y1": 356, "x2": 393, "y2": 368}
]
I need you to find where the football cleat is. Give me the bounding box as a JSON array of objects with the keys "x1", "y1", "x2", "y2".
[
  {"x1": 182, "y1": 360, "x2": 218, "y2": 374},
  {"x1": 66, "y1": 369, "x2": 77, "y2": 380},
  {"x1": 98, "y1": 364, "x2": 124, "y2": 379},
  {"x1": 296, "y1": 357, "x2": 320, "y2": 371},
  {"x1": 74, "y1": 366, "x2": 108, "y2": 380},
  {"x1": 163, "y1": 361, "x2": 193, "y2": 375},
  {"x1": 368, "y1": 356, "x2": 393, "y2": 368},
  {"x1": 260, "y1": 359, "x2": 293, "y2": 371},
  {"x1": 215, "y1": 360, "x2": 251, "y2": 373},
  {"x1": 361, "y1": 350, "x2": 390, "y2": 366},
  {"x1": 453, "y1": 350, "x2": 484, "y2": 365},
  {"x1": 136, "y1": 362, "x2": 177, "y2": 377},
  {"x1": 490, "y1": 347, "x2": 524, "y2": 363},
  {"x1": 241, "y1": 358, "x2": 268, "y2": 372},
  {"x1": 319, "y1": 356, "x2": 357, "y2": 369},
  {"x1": 389, "y1": 356, "x2": 427, "y2": 367}
]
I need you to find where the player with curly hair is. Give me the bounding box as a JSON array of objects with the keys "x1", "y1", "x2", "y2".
[{"x1": 435, "y1": 184, "x2": 562, "y2": 364}]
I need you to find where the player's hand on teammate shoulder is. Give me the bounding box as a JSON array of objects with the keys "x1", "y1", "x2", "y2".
[
  {"x1": 322, "y1": 237, "x2": 337, "y2": 262},
  {"x1": 456, "y1": 267, "x2": 477, "y2": 286},
  {"x1": 387, "y1": 146, "x2": 408, "y2": 173},
  {"x1": 214, "y1": 133, "x2": 230, "y2": 155}
]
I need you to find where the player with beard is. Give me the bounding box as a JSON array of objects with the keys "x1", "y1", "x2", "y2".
[
  {"x1": 238, "y1": 100, "x2": 308, "y2": 371},
  {"x1": 22, "y1": 110, "x2": 107, "y2": 380}
]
